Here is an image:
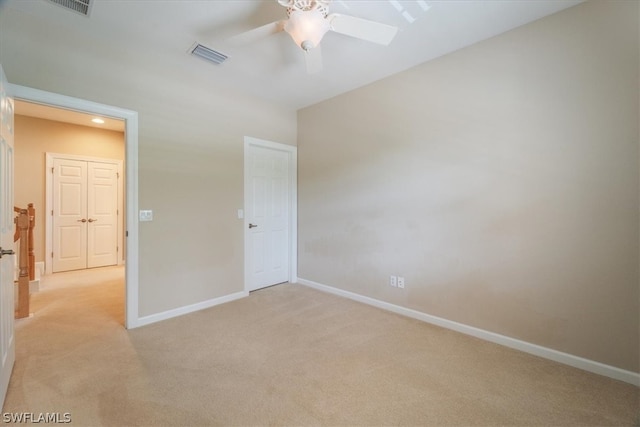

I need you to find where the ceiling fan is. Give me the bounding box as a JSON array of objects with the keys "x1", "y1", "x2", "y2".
[{"x1": 230, "y1": 0, "x2": 399, "y2": 74}]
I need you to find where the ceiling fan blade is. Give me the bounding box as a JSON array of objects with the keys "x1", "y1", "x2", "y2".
[
  {"x1": 328, "y1": 13, "x2": 398, "y2": 46},
  {"x1": 228, "y1": 21, "x2": 285, "y2": 46},
  {"x1": 304, "y1": 46, "x2": 323, "y2": 74}
]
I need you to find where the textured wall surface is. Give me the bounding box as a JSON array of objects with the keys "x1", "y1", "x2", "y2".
[{"x1": 298, "y1": 0, "x2": 639, "y2": 372}]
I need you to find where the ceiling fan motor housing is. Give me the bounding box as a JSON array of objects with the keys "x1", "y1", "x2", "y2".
[{"x1": 279, "y1": 0, "x2": 329, "y2": 16}]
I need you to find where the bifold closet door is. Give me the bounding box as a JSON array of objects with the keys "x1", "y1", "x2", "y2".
[{"x1": 52, "y1": 158, "x2": 118, "y2": 272}]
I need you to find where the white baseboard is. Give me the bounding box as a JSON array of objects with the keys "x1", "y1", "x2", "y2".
[
  {"x1": 135, "y1": 291, "x2": 249, "y2": 328},
  {"x1": 31, "y1": 262, "x2": 44, "y2": 293},
  {"x1": 297, "y1": 278, "x2": 640, "y2": 387},
  {"x1": 13, "y1": 280, "x2": 38, "y2": 289},
  {"x1": 35, "y1": 262, "x2": 44, "y2": 276},
  {"x1": 13, "y1": 278, "x2": 40, "y2": 293}
]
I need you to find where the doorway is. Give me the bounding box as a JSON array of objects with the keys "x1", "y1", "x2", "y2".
[
  {"x1": 9, "y1": 83, "x2": 139, "y2": 329},
  {"x1": 243, "y1": 136, "x2": 297, "y2": 292},
  {"x1": 46, "y1": 154, "x2": 124, "y2": 273}
]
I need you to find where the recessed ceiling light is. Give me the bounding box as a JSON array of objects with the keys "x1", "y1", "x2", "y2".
[{"x1": 91, "y1": 118, "x2": 105, "y2": 124}]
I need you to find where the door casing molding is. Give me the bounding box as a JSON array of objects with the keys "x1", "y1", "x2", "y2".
[
  {"x1": 9, "y1": 83, "x2": 140, "y2": 329},
  {"x1": 45, "y1": 153, "x2": 124, "y2": 275},
  {"x1": 243, "y1": 136, "x2": 298, "y2": 292}
]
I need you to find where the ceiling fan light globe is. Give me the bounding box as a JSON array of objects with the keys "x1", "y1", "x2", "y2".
[{"x1": 284, "y1": 10, "x2": 330, "y2": 50}]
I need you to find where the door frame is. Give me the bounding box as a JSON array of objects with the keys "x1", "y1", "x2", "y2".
[
  {"x1": 45, "y1": 153, "x2": 124, "y2": 274},
  {"x1": 9, "y1": 83, "x2": 140, "y2": 329},
  {"x1": 243, "y1": 136, "x2": 297, "y2": 292}
]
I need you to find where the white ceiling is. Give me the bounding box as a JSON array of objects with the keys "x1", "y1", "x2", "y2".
[{"x1": 3, "y1": 0, "x2": 583, "y2": 112}]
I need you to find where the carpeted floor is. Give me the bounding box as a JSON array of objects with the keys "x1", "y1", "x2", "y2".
[{"x1": 2, "y1": 267, "x2": 639, "y2": 426}]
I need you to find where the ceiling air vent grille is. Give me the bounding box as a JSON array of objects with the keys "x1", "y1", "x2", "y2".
[
  {"x1": 190, "y1": 43, "x2": 228, "y2": 65},
  {"x1": 47, "y1": 0, "x2": 92, "y2": 16}
]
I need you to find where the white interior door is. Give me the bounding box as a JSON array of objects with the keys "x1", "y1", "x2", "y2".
[
  {"x1": 0, "y1": 64, "x2": 16, "y2": 409},
  {"x1": 86, "y1": 162, "x2": 118, "y2": 268},
  {"x1": 245, "y1": 139, "x2": 295, "y2": 292},
  {"x1": 52, "y1": 158, "x2": 88, "y2": 272},
  {"x1": 52, "y1": 158, "x2": 118, "y2": 272}
]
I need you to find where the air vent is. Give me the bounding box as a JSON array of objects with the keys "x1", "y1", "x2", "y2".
[
  {"x1": 190, "y1": 43, "x2": 228, "y2": 65},
  {"x1": 47, "y1": 0, "x2": 92, "y2": 16}
]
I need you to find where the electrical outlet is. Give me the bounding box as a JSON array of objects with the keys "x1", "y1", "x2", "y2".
[
  {"x1": 397, "y1": 277, "x2": 405, "y2": 289},
  {"x1": 390, "y1": 275, "x2": 397, "y2": 287},
  {"x1": 139, "y1": 210, "x2": 153, "y2": 222}
]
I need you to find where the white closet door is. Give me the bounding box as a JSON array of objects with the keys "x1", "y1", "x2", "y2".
[
  {"x1": 52, "y1": 158, "x2": 88, "y2": 272},
  {"x1": 53, "y1": 159, "x2": 118, "y2": 272},
  {"x1": 87, "y1": 162, "x2": 118, "y2": 268}
]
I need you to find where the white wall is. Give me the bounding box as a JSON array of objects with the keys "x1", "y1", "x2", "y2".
[{"x1": 298, "y1": 0, "x2": 639, "y2": 373}]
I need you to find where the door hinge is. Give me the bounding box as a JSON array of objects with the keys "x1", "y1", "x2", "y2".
[
  {"x1": 51, "y1": 167, "x2": 54, "y2": 174},
  {"x1": 51, "y1": 252, "x2": 53, "y2": 258},
  {"x1": 51, "y1": 210, "x2": 53, "y2": 216},
  {"x1": 117, "y1": 172, "x2": 120, "y2": 179},
  {"x1": 117, "y1": 246, "x2": 119, "y2": 252}
]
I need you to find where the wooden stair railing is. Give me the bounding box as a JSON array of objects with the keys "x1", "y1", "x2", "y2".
[{"x1": 13, "y1": 204, "x2": 34, "y2": 319}]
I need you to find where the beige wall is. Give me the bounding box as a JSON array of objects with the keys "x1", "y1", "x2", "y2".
[
  {"x1": 14, "y1": 115, "x2": 125, "y2": 263},
  {"x1": 298, "y1": 0, "x2": 639, "y2": 372}
]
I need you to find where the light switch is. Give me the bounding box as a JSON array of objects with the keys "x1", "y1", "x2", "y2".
[
  {"x1": 139, "y1": 210, "x2": 153, "y2": 222},
  {"x1": 237, "y1": 209, "x2": 244, "y2": 219}
]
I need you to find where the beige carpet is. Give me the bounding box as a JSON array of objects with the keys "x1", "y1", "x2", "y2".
[{"x1": 2, "y1": 267, "x2": 639, "y2": 426}]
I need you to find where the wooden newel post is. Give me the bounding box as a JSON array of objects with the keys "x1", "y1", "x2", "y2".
[
  {"x1": 28, "y1": 203, "x2": 35, "y2": 281},
  {"x1": 15, "y1": 209, "x2": 30, "y2": 319}
]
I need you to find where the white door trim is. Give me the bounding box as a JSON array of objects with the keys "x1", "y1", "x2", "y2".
[
  {"x1": 9, "y1": 83, "x2": 140, "y2": 329},
  {"x1": 45, "y1": 153, "x2": 124, "y2": 274},
  {"x1": 0, "y1": 63, "x2": 16, "y2": 411},
  {"x1": 243, "y1": 136, "x2": 297, "y2": 292}
]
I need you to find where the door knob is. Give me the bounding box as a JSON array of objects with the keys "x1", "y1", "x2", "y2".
[
  {"x1": 0, "y1": 247, "x2": 15, "y2": 259},
  {"x1": 88, "y1": 218, "x2": 97, "y2": 223},
  {"x1": 248, "y1": 223, "x2": 258, "y2": 229},
  {"x1": 77, "y1": 219, "x2": 87, "y2": 223}
]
